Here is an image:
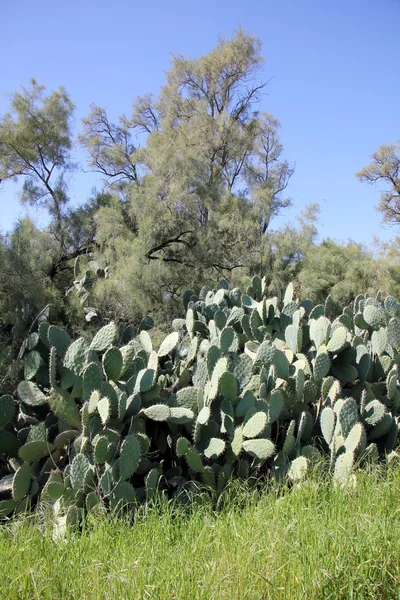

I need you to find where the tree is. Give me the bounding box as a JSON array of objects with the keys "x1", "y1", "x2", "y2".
[
  {"x1": 80, "y1": 30, "x2": 295, "y2": 321},
  {"x1": 0, "y1": 219, "x2": 62, "y2": 350},
  {"x1": 295, "y1": 237, "x2": 400, "y2": 308},
  {"x1": 80, "y1": 107, "x2": 138, "y2": 194},
  {"x1": 356, "y1": 140, "x2": 400, "y2": 226},
  {"x1": 0, "y1": 79, "x2": 75, "y2": 248},
  {"x1": 0, "y1": 81, "x2": 113, "y2": 289}
]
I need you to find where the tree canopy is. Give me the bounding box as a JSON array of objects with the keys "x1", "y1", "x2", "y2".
[
  {"x1": 79, "y1": 30, "x2": 296, "y2": 321},
  {"x1": 1, "y1": 30, "x2": 400, "y2": 385},
  {"x1": 356, "y1": 140, "x2": 400, "y2": 226},
  {"x1": 0, "y1": 79, "x2": 75, "y2": 247}
]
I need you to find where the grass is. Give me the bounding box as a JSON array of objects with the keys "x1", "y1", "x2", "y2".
[{"x1": 1, "y1": 463, "x2": 400, "y2": 600}]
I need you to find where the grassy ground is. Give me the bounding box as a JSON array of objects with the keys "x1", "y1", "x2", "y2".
[{"x1": 1, "y1": 463, "x2": 400, "y2": 600}]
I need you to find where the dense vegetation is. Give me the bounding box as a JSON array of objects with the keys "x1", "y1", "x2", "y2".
[
  {"x1": 0, "y1": 275, "x2": 399, "y2": 526},
  {"x1": 0, "y1": 31, "x2": 399, "y2": 532},
  {"x1": 1, "y1": 31, "x2": 400, "y2": 387}
]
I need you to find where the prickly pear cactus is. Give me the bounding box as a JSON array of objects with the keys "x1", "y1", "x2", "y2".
[{"x1": 0, "y1": 281, "x2": 399, "y2": 521}]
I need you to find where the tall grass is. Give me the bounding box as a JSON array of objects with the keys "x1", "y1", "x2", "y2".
[{"x1": 1, "y1": 462, "x2": 400, "y2": 599}]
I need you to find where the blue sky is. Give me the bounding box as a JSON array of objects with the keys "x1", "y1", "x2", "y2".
[{"x1": 1, "y1": 0, "x2": 399, "y2": 246}]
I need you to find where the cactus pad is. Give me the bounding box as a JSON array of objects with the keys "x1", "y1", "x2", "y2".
[
  {"x1": 90, "y1": 322, "x2": 118, "y2": 352},
  {"x1": 119, "y1": 434, "x2": 141, "y2": 480},
  {"x1": 242, "y1": 438, "x2": 275, "y2": 460},
  {"x1": 12, "y1": 463, "x2": 31, "y2": 501},
  {"x1": 0, "y1": 395, "x2": 15, "y2": 428},
  {"x1": 18, "y1": 381, "x2": 48, "y2": 407},
  {"x1": 242, "y1": 411, "x2": 267, "y2": 438},
  {"x1": 143, "y1": 404, "x2": 171, "y2": 421},
  {"x1": 102, "y1": 347, "x2": 123, "y2": 381},
  {"x1": 158, "y1": 332, "x2": 179, "y2": 357}
]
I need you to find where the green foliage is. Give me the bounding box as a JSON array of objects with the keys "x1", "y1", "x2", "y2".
[
  {"x1": 0, "y1": 277, "x2": 399, "y2": 523},
  {"x1": 296, "y1": 238, "x2": 400, "y2": 309},
  {"x1": 78, "y1": 31, "x2": 300, "y2": 324},
  {"x1": 0, "y1": 79, "x2": 74, "y2": 224},
  {"x1": 1, "y1": 37, "x2": 400, "y2": 524},
  {"x1": 356, "y1": 140, "x2": 400, "y2": 226}
]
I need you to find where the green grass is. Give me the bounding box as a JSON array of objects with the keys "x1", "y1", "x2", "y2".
[{"x1": 1, "y1": 463, "x2": 400, "y2": 600}]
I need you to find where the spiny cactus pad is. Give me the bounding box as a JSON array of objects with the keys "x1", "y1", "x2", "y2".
[
  {"x1": 158, "y1": 332, "x2": 179, "y2": 357},
  {"x1": 242, "y1": 411, "x2": 267, "y2": 438},
  {"x1": 18, "y1": 381, "x2": 47, "y2": 406},
  {"x1": 12, "y1": 463, "x2": 31, "y2": 501},
  {"x1": 242, "y1": 438, "x2": 275, "y2": 460},
  {"x1": 0, "y1": 395, "x2": 15, "y2": 428},
  {"x1": 119, "y1": 435, "x2": 141, "y2": 480},
  {"x1": 102, "y1": 347, "x2": 123, "y2": 381},
  {"x1": 143, "y1": 404, "x2": 171, "y2": 421},
  {"x1": 19, "y1": 441, "x2": 55, "y2": 462},
  {"x1": 90, "y1": 322, "x2": 118, "y2": 352}
]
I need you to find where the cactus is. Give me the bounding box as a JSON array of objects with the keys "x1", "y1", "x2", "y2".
[
  {"x1": 143, "y1": 404, "x2": 171, "y2": 421},
  {"x1": 18, "y1": 381, "x2": 48, "y2": 406},
  {"x1": 273, "y1": 350, "x2": 290, "y2": 380},
  {"x1": 169, "y1": 407, "x2": 194, "y2": 424},
  {"x1": 19, "y1": 440, "x2": 55, "y2": 462},
  {"x1": 203, "y1": 437, "x2": 225, "y2": 459},
  {"x1": 0, "y1": 430, "x2": 20, "y2": 457},
  {"x1": 97, "y1": 397, "x2": 112, "y2": 425},
  {"x1": 185, "y1": 446, "x2": 204, "y2": 473},
  {"x1": 134, "y1": 368, "x2": 156, "y2": 393},
  {"x1": 158, "y1": 332, "x2": 179, "y2": 357},
  {"x1": 176, "y1": 437, "x2": 189, "y2": 456},
  {"x1": 309, "y1": 316, "x2": 330, "y2": 348},
  {"x1": 207, "y1": 357, "x2": 228, "y2": 402},
  {"x1": 287, "y1": 456, "x2": 308, "y2": 481},
  {"x1": 24, "y1": 351, "x2": 43, "y2": 381},
  {"x1": 371, "y1": 328, "x2": 388, "y2": 356},
  {"x1": 314, "y1": 350, "x2": 331, "y2": 380},
  {"x1": 145, "y1": 468, "x2": 160, "y2": 500},
  {"x1": 231, "y1": 353, "x2": 253, "y2": 391},
  {"x1": 48, "y1": 390, "x2": 81, "y2": 429},
  {"x1": 267, "y1": 390, "x2": 284, "y2": 423},
  {"x1": 327, "y1": 327, "x2": 347, "y2": 353},
  {"x1": 344, "y1": 423, "x2": 366, "y2": 454},
  {"x1": 363, "y1": 305, "x2": 384, "y2": 330},
  {"x1": 387, "y1": 317, "x2": 400, "y2": 350},
  {"x1": 338, "y1": 398, "x2": 358, "y2": 438},
  {"x1": 368, "y1": 414, "x2": 394, "y2": 440},
  {"x1": 102, "y1": 347, "x2": 123, "y2": 381},
  {"x1": 119, "y1": 435, "x2": 141, "y2": 480},
  {"x1": 70, "y1": 454, "x2": 91, "y2": 491},
  {"x1": 1, "y1": 278, "x2": 399, "y2": 522},
  {"x1": 176, "y1": 387, "x2": 203, "y2": 410},
  {"x1": 0, "y1": 395, "x2": 15, "y2": 428},
  {"x1": 45, "y1": 472, "x2": 65, "y2": 500},
  {"x1": 334, "y1": 451, "x2": 355, "y2": 485},
  {"x1": 207, "y1": 345, "x2": 221, "y2": 377},
  {"x1": 242, "y1": 438, "x2": 275, "y2": 460},
  {"x1": 12, "y1": 463, "x2": 31, "y2": 501},
  {"x1": 285, "y1": 324, "x2": 302, "y2": 354},
  {"x1": 48, "y1": 325, "x2": 71, "y2": 358},
  {"x1": 320, "y1": 407, "x2": 336, "y2": 446},
  {"x1": 242, "y1": 411, "x2": 267, "y2": 438},
  {"x1": 90, "y1": 322, "x2": 118, "y2": 352},
  {"x1": 64, "y1": 338, "x2": 93, "y2": 375},
  {"x1": 220, "y1": 327, "x2": 239, "y2": 354}
]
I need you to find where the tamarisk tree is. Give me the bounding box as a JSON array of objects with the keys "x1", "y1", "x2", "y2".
[
  {"x1": 80, "y1": 31, "x2": 296, "y2": 321},
  {"x1": 0, "y1": 79, "x2": 74, "y2": 248},
  {"x1": 357, "y1": 140, "x2": 400, "y2": 226}
]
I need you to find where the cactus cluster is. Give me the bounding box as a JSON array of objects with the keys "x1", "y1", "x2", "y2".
[{"x1": 0, "y1": 277, "x2": 399, "y2": 522}]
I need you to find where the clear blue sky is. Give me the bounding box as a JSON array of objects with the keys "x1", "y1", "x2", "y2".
[{"x1": 1, "y1": 0, "x2": 399, "y2": 246}]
